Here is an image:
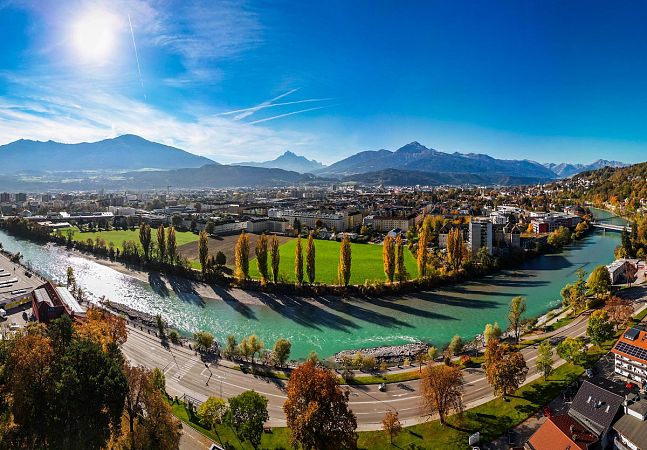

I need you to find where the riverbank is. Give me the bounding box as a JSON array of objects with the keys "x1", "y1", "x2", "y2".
[{"x1": 0, "y1": 219, "x2": 623, "y2": 359}]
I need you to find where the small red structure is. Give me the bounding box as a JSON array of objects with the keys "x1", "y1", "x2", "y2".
[{"x1": 31, "y1": 281, "x2": 84, "y2": 323}]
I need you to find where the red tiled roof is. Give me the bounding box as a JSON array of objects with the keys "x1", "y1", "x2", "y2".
[{"x1": 527, "y1": 415, "x2": 598, "y2": 450}]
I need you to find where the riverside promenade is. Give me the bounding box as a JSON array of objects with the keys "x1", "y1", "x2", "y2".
[{"x1": 121, "y1": 296, "x2": 625, "y2": 432}]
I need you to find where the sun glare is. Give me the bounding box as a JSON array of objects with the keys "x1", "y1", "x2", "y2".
[{"x1": 72, "y1": 11, "x2": 118, "y2": 62}]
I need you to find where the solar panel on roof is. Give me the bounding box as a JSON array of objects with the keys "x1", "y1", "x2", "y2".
[
  {"x1": 615, "y1": 341, "x2": 647, "y2": 361},
  {"x1": 625, "y1": 328, "x2": 641, "y2": 341}
]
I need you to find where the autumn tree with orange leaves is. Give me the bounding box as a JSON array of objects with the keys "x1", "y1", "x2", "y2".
[
  {"x1": 382, "y1": 410, "x2": 402, "y2": 444},
  {"x1": 483, "y1": 339, "x2": 528, "y2": 399},
  {"x1": 283, "y1": 361, "x2": 357, "y2": 449},
  {"x1": 605, "y1": 295, "x2": 633, "y2": 330},
  {"x1": 76, "y1": 307, "x2": 127, "y2": 351},
  {"x1": 421, "y1": 364, "x2": 464, "y2": 425}
]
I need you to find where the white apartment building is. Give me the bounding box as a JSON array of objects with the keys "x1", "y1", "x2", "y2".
[{"x1": 468, "y1": 218, "x2": 493, "y2": 256}]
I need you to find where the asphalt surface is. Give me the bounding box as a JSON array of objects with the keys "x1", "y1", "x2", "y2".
[{"x1": 121, "y1": 310, "x2": 594, "y2": 432}]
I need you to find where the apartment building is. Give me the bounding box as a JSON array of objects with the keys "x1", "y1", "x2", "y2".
[
  {"x1": 612, "y1": 327, "x2": 647, "y2": 386},
  {"x1": 371, "y1": 214, "x2": 416, "y2": 232},
  {"x1": 270, "y1": 209, "x2": 359, "y2": 231},
  {"x1": 531, "y1": 212, "x2": 582, "y2": 234},
  {"x1": 468, "y1": 217, "x2": 493, "y2": 256}
]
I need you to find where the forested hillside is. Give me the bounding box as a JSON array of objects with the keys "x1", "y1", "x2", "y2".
[{"x1": 572, "y1": 163, "x2": 647, "y2": 208}]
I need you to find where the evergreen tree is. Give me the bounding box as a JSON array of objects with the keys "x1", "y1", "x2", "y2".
[
  {"x1": 255, "y1": 233, "x2": 269, "y2": 281},
  {"x1": 306, "y1": 232, "x2": 316, "y2": 284},
  {"x1": 270, "y1": 235, "x2": 280, "y2": 283},
  {"x1": 338, "y1": 233, "x2": 352, "y2": 286},
  {"x1": 295, "y1": 236, "x2": 304, "y2": 284},
  {"x1": 235, "y1": 231, "x2": 250, "y2": 281},
  {"x1": 383, "y1": 235, "x2": 395, "y2": 282}
]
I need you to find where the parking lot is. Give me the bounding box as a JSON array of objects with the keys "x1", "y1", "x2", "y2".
[{"x1": 0, "y1": 253, "x2": 42, "y2": 303}]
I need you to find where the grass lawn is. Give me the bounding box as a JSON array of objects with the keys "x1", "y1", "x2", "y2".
[
  {"x1": 249, "y1": 239, "x2": 419, "y2": 285},
  {"x1": 348, "y1": 369, "x2": 423, "y2": 385},
  {"x1": 64, "y1": 227, "x2": 199, "y2": 248},
  {"x1": 543, "y1": 315, "x2": 576, "y2": 332},
  {"x1": 170, "y1": 397, "x2": 293, "y2": 450}
]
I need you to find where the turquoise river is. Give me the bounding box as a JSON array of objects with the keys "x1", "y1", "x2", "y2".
[{"x1": 0, "y1": 209, "x2": 627, "y2": 359}]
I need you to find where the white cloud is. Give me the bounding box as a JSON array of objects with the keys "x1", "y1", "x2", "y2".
[{"x1": 0, "y1": 84, "x2": 318, "y2": 163}]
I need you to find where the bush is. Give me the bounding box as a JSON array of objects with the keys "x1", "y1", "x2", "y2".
[
  {"x1": 361, "y1": 355, "x2": 377, "y2": 372},
  {"x1": 168, "y1": 330, "x2": 180, "y2": 344}
]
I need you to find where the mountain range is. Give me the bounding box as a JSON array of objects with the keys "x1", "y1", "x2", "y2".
[
  {"x1": 0, "y1": 134, "x2": 213, "y2": 173},
  {"x1": 542, "y1": 160, "x2": 627, "y2": 178},
  {"x1": 342, "y1": 169, "x2": 551, "y2": 187},
  {"x1": 232, "y1": 150, "x2": 325, "y2": 173},
  {"x1": 313, "y1": 142, "x2": 557, "y2": 180},
  {"x1": 0, "y1": 134, "x2": 632, "y2": 189}
]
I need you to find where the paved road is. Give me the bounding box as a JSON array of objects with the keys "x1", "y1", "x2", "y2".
[{"x1": 122, "y1": 306, "x2": 599, "y2": 432}]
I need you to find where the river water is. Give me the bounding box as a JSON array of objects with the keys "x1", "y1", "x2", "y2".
[{"x1": 0, "y1": 209, "x2": 625, "y2": 359}]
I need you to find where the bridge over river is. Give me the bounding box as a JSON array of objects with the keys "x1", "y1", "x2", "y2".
[{"x1": 592, "y1": 222, "x2": 631, "y2": 232}]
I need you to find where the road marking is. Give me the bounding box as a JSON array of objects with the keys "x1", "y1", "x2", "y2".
[{"x1": 173, "y1": 359, "x2": 197, "y2": 381}]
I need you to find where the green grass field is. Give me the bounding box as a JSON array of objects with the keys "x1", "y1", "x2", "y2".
[
  {"x1": 63, "y1": 227, "x2": 199, "y2": 248},
  {"x1": 249, "y1": 239, "x2": 419, "y2": 285}
]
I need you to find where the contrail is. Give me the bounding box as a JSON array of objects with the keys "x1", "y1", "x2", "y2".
[
  {"x1": 247, "y1": 105, "x2": 329, "y2": 125},
  {"x1": 217, "y1": 98, "x2": 333, "y2": 117},
  {"x1": 128, "y1": 14, "x2": 145, "y2": 101},
  {"x1": 233, "y1": 88, "x2": 300, "y2": 120}
]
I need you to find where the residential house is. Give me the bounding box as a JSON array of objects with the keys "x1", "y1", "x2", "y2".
[
  {"x1": 613, "y1": 394, "x2": 647, "y2": 450},
  {"x1": 568, "y1": 378, "x2": 628, "y2": 448},
  {"x1": 525, "y1": 415, "x2": 598, "y2": 450}
]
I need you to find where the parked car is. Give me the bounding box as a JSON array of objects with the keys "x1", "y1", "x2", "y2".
[{"x1": 378, "y1": 382, "x2": 386, "y2": 392}]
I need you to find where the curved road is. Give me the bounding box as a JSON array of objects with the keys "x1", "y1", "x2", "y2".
[{"x1": 121, "y1": 302, "x2": 609, "y2": 432}]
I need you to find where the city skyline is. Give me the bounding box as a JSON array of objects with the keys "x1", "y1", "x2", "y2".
[{"x1": 2, "y1": 0, "x2": 647, "y2": 165}]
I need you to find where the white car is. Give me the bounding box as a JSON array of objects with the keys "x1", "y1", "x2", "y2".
[{"x1": 0, "y1": 309, "x2": 6, "y2": 319}]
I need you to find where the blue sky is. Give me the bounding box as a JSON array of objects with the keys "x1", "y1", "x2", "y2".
[{"x1": 1, "y1": 0, "x2": 647, "y2": 164}]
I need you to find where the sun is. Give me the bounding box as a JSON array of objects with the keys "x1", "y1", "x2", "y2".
[{"x1": 72, "y1": 11, "x2": 119, "y2": 62}]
